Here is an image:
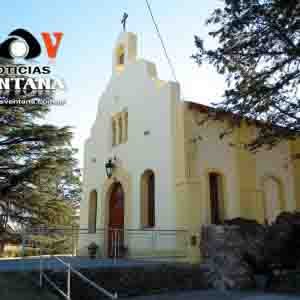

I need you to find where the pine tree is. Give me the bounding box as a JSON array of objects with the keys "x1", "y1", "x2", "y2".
[
  {"x1": 0, "y1": 63, "x2": 81, "y2": 233},
  {"x1": 193, "y1": 0, "x2": 300, "y2": 150}
]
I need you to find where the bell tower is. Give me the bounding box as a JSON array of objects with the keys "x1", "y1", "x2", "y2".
[{"x1": 113, "y1": 32, "x2": 137, "y2": 74}]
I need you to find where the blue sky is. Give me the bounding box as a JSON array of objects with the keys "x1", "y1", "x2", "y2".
[{"x1": 1, "y1": 0, "x2": 225, "y2": 167}]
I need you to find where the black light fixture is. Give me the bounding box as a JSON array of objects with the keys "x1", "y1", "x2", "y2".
[{"x1": 105, "y1": 158, "x2": 115, "y2": 178}]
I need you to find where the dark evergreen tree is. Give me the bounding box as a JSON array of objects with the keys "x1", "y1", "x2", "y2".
[
  {"x1": 193, "y1": 0, "x2": 300, "y2": 150},
  {"x1": 0, "y1": 64, "x2": 81, "y2": 233}
]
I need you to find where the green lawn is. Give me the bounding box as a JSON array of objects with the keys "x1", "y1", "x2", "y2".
[{"x1": 0, "y1": 272, "x2": 59, "y2": 300}]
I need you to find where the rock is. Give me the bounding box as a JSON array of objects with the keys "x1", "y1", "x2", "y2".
[
  {"x1": 275, "y1": 212, "x2": 300, "y2": 226},
  {"x1": 264, "y1": 212, "x2": 300, "y2": 270},
  {"x1": 264, "y1": 222, "x2": 295, "y2": 270},
  {"x1": 266, "y1": 269, "x2": 300, "y2": 293},
  {"x1": 276, "y1": 212, "x2": 300, "y2": 266},
  {"x1": 201, "y1": 225, "x2": 256, "y2": 290},
  {"x1": 200, "y1": 213, "x2": 300, "y2": 293},
  {"x1": 224, "y1": 218, "x2": 266, "y2": 273}
]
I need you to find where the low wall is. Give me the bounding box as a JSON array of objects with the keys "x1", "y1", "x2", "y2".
[
  {"x1": 42, "y1": 264, "x2": 209, "y2": 299},
  {"x1": 77, "y1": 229, "x2": 188, "y2": 261}
]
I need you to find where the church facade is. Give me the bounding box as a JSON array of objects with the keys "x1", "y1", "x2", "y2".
[{"x1": 79, "y1": 32, "x2": 300, "y2": 262}]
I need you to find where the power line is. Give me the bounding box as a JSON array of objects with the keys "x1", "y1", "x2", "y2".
[{"x1": 145, "y1": 0, "x2": 178, "y2": 82}]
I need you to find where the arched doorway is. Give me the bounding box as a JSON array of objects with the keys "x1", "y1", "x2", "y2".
[
  {"x1": 263, "y1": 176, "x2": 283, "y2": 223},
  {"x1": 108, "y1": 182, "x2": 124, "y2": 257}
]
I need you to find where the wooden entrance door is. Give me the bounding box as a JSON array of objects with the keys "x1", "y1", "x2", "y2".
[{"x1": 108, "y1": 182, "x2": 124, "y2": 257}]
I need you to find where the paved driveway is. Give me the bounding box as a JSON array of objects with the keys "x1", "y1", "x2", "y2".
[{"x1": 128, "y1": 290, "x2": 300, "y2": 300}]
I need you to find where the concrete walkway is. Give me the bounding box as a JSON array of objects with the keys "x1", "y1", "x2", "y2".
[
  {"x1": 127, "y1": 290, "x2": 300, "y2": 300},
  {"x1": 0, "y1": 256, "x2": 161, "y2": 272}
]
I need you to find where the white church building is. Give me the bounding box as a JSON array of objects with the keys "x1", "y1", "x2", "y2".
[{"x1": 79, "y1": 31, "x2": 300, "y2": 262}]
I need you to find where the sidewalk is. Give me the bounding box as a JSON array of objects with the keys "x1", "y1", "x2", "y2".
[{"x1": 127, "y1": 290, "x2": 300, "y2": 300}]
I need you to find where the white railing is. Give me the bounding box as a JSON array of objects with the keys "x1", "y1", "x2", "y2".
[
  {"x1": 39, "y1": 254, "x2": 118, "y2": 299},
  {"x1": 107, "y1": 228, "x2": 188, "y2": 262}
]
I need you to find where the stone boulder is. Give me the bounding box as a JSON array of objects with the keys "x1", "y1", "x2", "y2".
[
  {"x1": 264, "y1": 212, "x2": 300, "y2": 270},
  {"x1": 200, "y1": 213, "x2": 300, "y2": 292},
  {"x1": 276, "y1": 212, "x2": 300, "y2": 266},
  {"x1": 264, "y1": 222, "x2": 295, "y2": 270},
  {"x1": 276, "y1": 211, "x2": 300, "y2": 226},
  {"x1": 266, "y1": 269, "x2": 300, "y2": 293},
  {"x1": 263, "y1": 212, "x2": 300, "y2": 293},
  {"x1": 201, "y1": 225, "x2": 257, "y2": 290},
  {"x1": 224, "y1": 218, "x2": 266, "y2": 273}
]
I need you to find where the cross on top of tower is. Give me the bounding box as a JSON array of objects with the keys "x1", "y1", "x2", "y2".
[{"x1": 121, "y1": 13, "x2": 128, "y2": 32}]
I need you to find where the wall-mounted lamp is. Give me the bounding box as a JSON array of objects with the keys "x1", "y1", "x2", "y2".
[
  {"x1": 105, "y1": 157, "x2": 116, "y2": 178},
  {"x1": 190, "y1": 235, "x2": 197, "y2": 247}
]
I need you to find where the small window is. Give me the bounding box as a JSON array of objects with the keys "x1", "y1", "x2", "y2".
[
  {"x1": 112, "y1": 119, "x2": 117, "y2": 146},
  {"x1": 118, "y1": 117, "x2": 122, "y2": 144},
  {"x1": 116, "y1": 45, "x2": 125, "y2": 70},
  {"x1": 112, "y1": 111, "x2": 128, "y2": 146},
  {"x1": 119, "y1": 53, "x2": 125, "y2": 65},
  {"x1": 124, "y1": 111, "x2": 128, "y2": 142}
]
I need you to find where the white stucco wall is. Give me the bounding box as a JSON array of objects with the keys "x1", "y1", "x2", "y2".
[{"x1": 79, "y1": 32, "x2": 180, "y2": 254}]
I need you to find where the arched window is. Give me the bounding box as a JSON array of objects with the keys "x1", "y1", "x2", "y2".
[
  {"x1": 112, "y1": 119, "x2": 117, "y2": 146},
  {"x1": 140, "y1": 170, "x2": 155, "y2": 228},
  {"x1": 116, "y1": 45, "x2": 125, "y2": 67},
  {"x1": 118, "y1": 116, "x2": 122, "y2": 144},
  {"x1": 263, "y1": 176, "x2": 283, "y2": 223},
  {"x1": 119, "y1": 52, "x2": 125, "y2": 65},
  {"x1": 124, "y1": 111, "x2": 128, "y2": 142},
  {"x1": 88, "y1": 190, "x2": 97, "y2": 233},
  {"x1": 208, "y1": 172, "x2": 225, "y2": 224}
]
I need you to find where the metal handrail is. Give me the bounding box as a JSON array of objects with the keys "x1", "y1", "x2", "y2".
[
  {"x1": 54, "y1": 256, "x2": 117, "y2": 299},
  {"x1": 70, "y1": 264, "x2": 118, "y2": 299},
  {"x1": 43, "y1": 273, "x2": 70, "y2": 300},
  {"x1": 40, "y1": 254, "x2": 117, "y2": 300},
  {"x1": 40, "y1": 254, "x2": 71, "y2": 300}
]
